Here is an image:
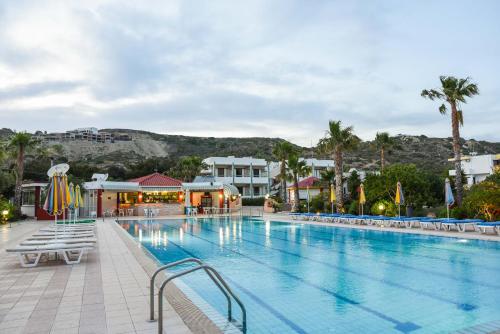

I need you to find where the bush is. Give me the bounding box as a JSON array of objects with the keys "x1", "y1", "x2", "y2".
[
  {"x1": 0, "y1": 197, "x2": 15, "y2": 222},
  {"x1": 462, "y1": 173, "x2": 500, "y2": 221},
  {"x1": 242, "y1": 197, "x2": 265, "y2": 206},
  {"x1": 370, "y1": 199, "x2": 397, "y2": 216},
  {"x1": 310, "y1": 193, "x2": 327, "y2": 213}
]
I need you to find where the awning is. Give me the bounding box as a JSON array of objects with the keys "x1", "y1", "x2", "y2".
[
  {"x1": 223, "y1": 184, "x2": 239, "y2": 197},
  {"x1": 141, "y1": 186, "x2": 182, "y2": 192},
  {"x1": 182, "y1": 182, "x2": 223, "y2": 192},
  {"x1": 83, "y1": 181, "x2": 140, "y2": 191}
]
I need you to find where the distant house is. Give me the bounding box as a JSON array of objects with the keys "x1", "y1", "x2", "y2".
[
  {"x1": 287, "y1": 176, "x2": 324, "y2": 203},
  {"x1": 449, "y1": 154, "x2": 500, "y2": 186}
]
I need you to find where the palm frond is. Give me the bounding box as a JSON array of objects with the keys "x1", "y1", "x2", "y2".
[{"x1": 438, "y1": 103, "x2": 447, "y2": 115}]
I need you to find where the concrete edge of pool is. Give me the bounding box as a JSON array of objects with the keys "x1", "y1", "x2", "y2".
[{"x1": 111, "y1": 219, "x2": 236, "y2": 334}]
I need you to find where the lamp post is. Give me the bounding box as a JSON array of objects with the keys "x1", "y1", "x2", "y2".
[{"x1": 2, "y1": 209, "x2": 10, "y2": 228}]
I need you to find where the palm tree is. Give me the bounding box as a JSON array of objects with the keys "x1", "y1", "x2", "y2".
[
  {"x1": 286, "y1": 154, "x2": 311, "y2": 212},
  {"x1": 172, "y1": 156, "x2": 207, "y2": 182},
  {"x1": 272, "y1": 141, "x2": 298, "y2": 203},
  {"x1": 373, "y1": 132, "x2": 395, "y2": 172},
  {"x1": 421, "y1": 76, "x2": 479, "y2": 205},
  {"x1": 7, "y1": 132, "x2": 38, "y2": 212},
  {"x1": 317, "y1": 120, "x2": 360, "y2": 212}
]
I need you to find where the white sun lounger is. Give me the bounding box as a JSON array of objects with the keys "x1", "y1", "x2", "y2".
[
  {"x1": 40, "y1": 226, "x2": 95, "y2": 232},
  {"x1": 21, "y1": 238, "x2": 97, "y2": 246},
  {"x1": 6, "y1": 243, "x2": 95, "y2": 267},
  {"x1": 27, "y1": 233, "x2": 95, "y2": 240}
]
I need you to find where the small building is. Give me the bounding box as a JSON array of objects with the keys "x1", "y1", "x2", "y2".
[
  {"x1": 449, "y1": 154, "x2": 500, "y2": 186},
  {"x1": 20, "y1": 182, "x2": 55, "y2": 220},
  {"x1": 287, "y1": 176, "x2": 324, "y2": 204},
  {"x1": 182, "y1": 181, "x2": 241, "y2": 213},
  {"x1": 83, "y1": 172, "x2": 184, "y2": 217}
]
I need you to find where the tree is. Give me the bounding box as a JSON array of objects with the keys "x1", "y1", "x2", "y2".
[
  {"x1": 462, "y1": 171, "x2": 500, "y2": 221},
  {"x1": 363, "y1": 164, "x2": 439, "y2": 214},
  {"x1": 373, "y1": 132, "x2": 395, "y2": 172},
  {"x1": 272, "y1": 141, "x2": 298, "y2": 203},
  {"x1": 170, "y1": 156, "x2": 207, "y2": 182},
  {"x1": 421, "y1": 76, "x2": 479, "y2": 205},
  {"x1": 347, "y1": 170, "x2": 361, "y2": 200},
  {"x1": 7, "y1": 132, "x2": 38, "y2": 213},
  {"x1": 317, "y1": 120, "x2": 360, "y2": 212},
  {"x1": 320, "y1": 168, "x2": 335, "y2": 188},
  {"x1": 286, "y1": 154, "x2": 311, "y2": 212}
]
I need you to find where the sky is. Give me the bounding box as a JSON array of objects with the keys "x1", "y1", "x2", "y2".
[{"x1": 0, "y1": 0, "x2": 499, "y2": 146}]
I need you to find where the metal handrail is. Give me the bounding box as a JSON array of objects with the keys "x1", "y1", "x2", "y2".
[
  {"x1": 157, "y1": 264, "x2": 247, "y2": 334},
  {"x1": 149, "y1": 258, "x2": 231, "y2": 322}
]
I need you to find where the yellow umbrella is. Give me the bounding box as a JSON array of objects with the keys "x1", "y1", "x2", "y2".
[
  {"x1": 74, "y1": 185, "x2": 84, "y2": 222},
  {"x1": 359, "y1": 183, "x2": 366, "y2": 204},
  {"x1": 395, "y1": 181, "x2": 405, "y2": 217},
  {"x1": 359, "y1": 183, "x2": 366, "y2": 215},
  {"x1": 330, "y1": 184, "x2": 336, "y2": 213}
]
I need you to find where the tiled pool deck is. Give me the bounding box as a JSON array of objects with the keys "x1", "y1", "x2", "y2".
[{"x1": 0, "y1": 219, "x2": 199, "y2": 334}]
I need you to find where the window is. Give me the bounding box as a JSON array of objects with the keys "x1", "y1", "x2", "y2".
[
  {"x1": 217, "y1": 168, "x2": 225, "y2": 177},
  {"x1": 253, "y1": 187, "x2": 260, "y2": 196},
  {"x1": 237, "y1": 186, "x2": 243, "y2": 195},
  {"x1": 22, "y1": 190, "x2": 35, "y2": 205},
  {"x1": 253, "y1": 169, "x2": 260, "y2": 177},
  {"x1": 236, "y1": 168, "x2": 243, "y2": 177}
]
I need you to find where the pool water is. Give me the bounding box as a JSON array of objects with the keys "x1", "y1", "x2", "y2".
[{"x1": 118, "y1": 217, "x2": 500, "y2": 334}]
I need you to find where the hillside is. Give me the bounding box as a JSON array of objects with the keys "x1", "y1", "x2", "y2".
[{"x1": 2, "y1": 128, "x2": 499, "y2": 175}]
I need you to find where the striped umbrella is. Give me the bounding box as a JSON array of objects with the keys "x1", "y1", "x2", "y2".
[
  {"x1": 44, "y1": 173, "x2": 64, "y2": 224},
  {"x1": 445, "y1": 178, "x2": 454, "y2": 220},
  {"x1": 60, "y1": 174, "x2": 71, "y2": 223},
  {"x1": 359, "y1": 183, "x2": 366, "y2": 215},
  {"x1": 395, "y1": 181, "x2": 405, "y2": 217}
]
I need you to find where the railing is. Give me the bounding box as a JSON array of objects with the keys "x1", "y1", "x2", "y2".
[{"x1": 150, "y1": 258, "x2": 246, "y2": 334}]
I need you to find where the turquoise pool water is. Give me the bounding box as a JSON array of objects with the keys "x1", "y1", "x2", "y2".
[{"x1": 118, "y1": 217, "x2": 500, "y2": 334}]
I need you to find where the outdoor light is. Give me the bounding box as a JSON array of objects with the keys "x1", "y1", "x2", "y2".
[
  {"x1": 2, "y1": 209, "x2": 10, "y2": 228},
  {"x1": 219, "y1": 193, "x2": 223, "y2": 199},
  {"x1": 378, "y1": 204, "x2": 385, "y2": 211},
  {"x1": 265, "y1": 194, "x2": 270, "y2": 199}
]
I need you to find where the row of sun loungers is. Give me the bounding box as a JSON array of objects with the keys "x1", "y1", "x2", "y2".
[
  {"x1": 6, "y1": 223, "x2": 97, "y2": 268},
  {"x1": 289, "y1": 213, "x2": 500, "y2": 235}
]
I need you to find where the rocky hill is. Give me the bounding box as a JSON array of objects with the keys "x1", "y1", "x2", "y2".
[{"x1": 2, "y1": 128, "x2": 499, "y2": 175}]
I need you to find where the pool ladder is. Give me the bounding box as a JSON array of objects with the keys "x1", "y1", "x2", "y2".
[{"x1": 150, "y1": 258, "x2": 247, "y2": 334}]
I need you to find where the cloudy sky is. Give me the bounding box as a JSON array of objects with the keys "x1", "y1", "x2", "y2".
[{"x1": 1, "y1": 0, "x2": 499, "y2": 146}]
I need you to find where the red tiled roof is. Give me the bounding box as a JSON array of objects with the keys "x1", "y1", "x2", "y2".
[
  {"x1": 129, "y1": 173, "x2": 182, "y2": 187},
  {"x1": 297, "y1": 176, "x2": 320, "y2": 188}
]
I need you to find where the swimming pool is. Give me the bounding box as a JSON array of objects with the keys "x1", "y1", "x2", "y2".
[{"x1": 118, "y1": 217, "x2": 500, "y2": 334}]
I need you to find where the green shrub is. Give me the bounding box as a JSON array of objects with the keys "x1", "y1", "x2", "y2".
[
  {"x1": 242, "y1": 197, "x2": 266, "y2": 206},
  {"x1": 310, "y1": 193, "x2": 327, "y2": 213},
  {"x1": 0, "y1": 197, "x2": 15, "y2": 222},
  {"x1": 370, "y1": 199, "x2": 397, "y2": 216}
]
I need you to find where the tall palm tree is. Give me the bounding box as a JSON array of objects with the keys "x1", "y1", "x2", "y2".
[
  {"x1": 286, "y1": 154, "x2": 311, "y2": 212},
  {"x1": 272, "y1": 141, "x2": 298, "y2": 203},
  {"x1": 421, "y1": 76, "x2": 479, "y2": 205},
  {"x1": 373, "y1": 132, "x2": 395, "y2": 172},
  {"x1": 7, "y1": 132, "x2": 38, "y2": 212},
  {"x1": 317, "y1": 120, "x2": 360, "y2": 212}
]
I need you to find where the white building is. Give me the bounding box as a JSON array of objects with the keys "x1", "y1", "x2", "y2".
[
  {"x1": 449, "y1": 154, "x2": 500, "y2": 185},
  {"x1": 202, "y1": 156, "x2": 271, "y2": 198},
  {"x1": 269, "y1": 158, "x2": 335, "y2": 183}
]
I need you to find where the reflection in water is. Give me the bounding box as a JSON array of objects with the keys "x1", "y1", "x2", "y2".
[
  {"x1": 219, "y1": 227, "x2": 224, "y2": 246},
  {"x1": 163, "y1": 231, "x2": 168, "y2": 247},
  {"x1": 179, "y1": 227, "x2": 184, "y2": 242},
  {"x1": 265, "y1": 220, "x2": 271, "y2": 247},
  {"x1": 138, "y1": 228, "x2": 143, "y2": 242}
]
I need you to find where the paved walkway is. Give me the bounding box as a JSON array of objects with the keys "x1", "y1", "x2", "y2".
[{"x1": 0, "y1": 221, "x2": 192, "y2": 334}]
